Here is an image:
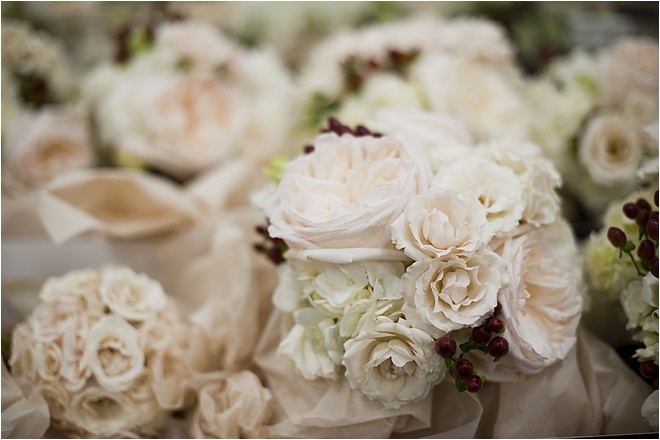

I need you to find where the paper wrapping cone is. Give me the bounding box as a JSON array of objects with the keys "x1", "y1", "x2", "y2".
[
  {"x1": 36, "y1": 169, "x2": 200, "y2": 244},
  {"x1": 256, "y1": 309, "x2": 654, "y2": 438}
]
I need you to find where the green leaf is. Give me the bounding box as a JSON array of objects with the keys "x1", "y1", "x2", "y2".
[
  {"x1": 263, "y1": 156, "x2": 289, "y2": 183},
  {"x1": 455, "y1": 378, "x2": 467, "y2": 392}
]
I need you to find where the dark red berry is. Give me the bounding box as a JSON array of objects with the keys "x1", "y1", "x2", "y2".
[
  {"x1": 268, "y1": 246, "x2": 285, "y2": 265},
  {"x1": 623, "y1": 202, "x2": 639, "y2": 219},
  {"x1": 493, "y1": 302, "x2": 502, "y2": 316},
  {"x1": 636, "y1": 209, "x2": 651, "y2": 229},
  {"x1": 255, "y1": 225, "x2": 268, "y2": 236},
  {"x1": 466, "y1": 375, "x2": 483, "y2": 393},
  {"x1": 651, "y1": 259, "x2": 659, "y2": 278},
  {"x1": 435, "y1": 336, "x2": 457, "y2": 358},
  {"x1": 471, "y1": 326, "x2": 491, "y2": 344},
  {"x1": 637, "y1": 198, "x2": 652, "y2": 212},
  {"x1": 640, "y1": 360, "x2": 659, "y2": 379},
  {"x1": 355, "y1": 125, "x2": 370, "y2": 136},
  {"x1": 638, "y1": 240, "x2": 656, "y2": 262},
  {"x1": 455, "y1": 359, "x2": 474, "y2": 379},
  {"x1": 607, "y1": 227, "x2": 627, "y2": 248},
  {"x1": 253, "y1": 243, "x2": 266, "y2": 253},
  {"x1": 304, "y1": 145, "x2": 315, "y2": 154},
  {"x1": 487, "y1": 317, "x2": 505, "y2": 334},
  {"x1": 655, "y1": 190, "x2": 659, "y2": 207},
  {"x1": 328, "y1": 117, "x2": 342, "y2": 132},
  {"x1": 647, "y1": 217, "x2": 659, "y2": 241},
  {"x1": 488, "y1": 336, "x2": 509, "y2": 358}
]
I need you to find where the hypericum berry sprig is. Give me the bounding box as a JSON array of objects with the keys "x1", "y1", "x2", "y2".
[
  {"x1": 435, "y1": 303, "x2": 509, "y2": 393},
  {"x1": 320, "y1": 117, "x2": 383, "y2": 138},
  {"x1": 341, "y1": 48, "x2": 420, "y2": 93},
  {"x1": 254, "y1": 222, "x2": 288, "y2": 265},
  {"x1": 608, "y1": 190, "x2": 659, "y2": 278}
]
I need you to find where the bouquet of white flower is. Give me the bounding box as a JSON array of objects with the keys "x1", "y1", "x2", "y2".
[
  {"x1": 8, "y1": 265, "x2": 192, "y2": 438},
  {"x1": 257, "y1": 114, "x2": 583, "y2": 409}
]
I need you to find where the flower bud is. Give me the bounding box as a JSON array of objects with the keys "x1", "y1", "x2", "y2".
[{"x1": 607, "y1": 227, "x2": 627, "y2": 248}]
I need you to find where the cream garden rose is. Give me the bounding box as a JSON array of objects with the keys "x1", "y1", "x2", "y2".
[
  {"x1": 2, "y1": 108, "x2": 94, "y2": 191},
  {"x1": 403, "y1": 251, "x2": 507, "y2": 335},
  {"x1": 269, "y1": 132, "x2": 432, "y2": 254},
  {"x1": 484, "y1": 225, "x2": 583, "y2": 379},
  {"x1": 391, "y1": 190, "x2": 493, "y2": 261},
  {"x1": 99, "y1": 265, "x2": 168, "y2": 322},
  {"x1": 342, "y1": 316, "x2": 443, "y2": 409}
]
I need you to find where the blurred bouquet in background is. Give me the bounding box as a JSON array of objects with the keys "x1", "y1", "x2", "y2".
[{"x1": 1, "y1": 1, "x2": 658, "y2": 438}]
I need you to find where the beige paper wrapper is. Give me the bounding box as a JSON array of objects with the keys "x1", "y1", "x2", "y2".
[
  {"x1": 36, "y1": 169, "x2": 200, "y2": 244},
  {"x1": 255, "y1": 310, "x2": 654, "y2": 438},
  {"x1": 1, "y1": 363, "x2": 50, "y2": 439}
]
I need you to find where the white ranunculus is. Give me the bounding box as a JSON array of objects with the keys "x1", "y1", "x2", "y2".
[
  {"x1": 412, "y1": 54, "x2": 529, "y2": 142},
  {"x1": 278, "y1": 321, "x2": 342, "y2": 381},
  {"x1": 403, "y1": 251, "x2": 507, "y2": 335},
  {"x1": 190, "y1": 371, "x2": 272, "y2": 439},
  {"x1": 368, "y1": 109, "x2": 473, "y2": 172},
  {"x1": 2, "y1": 109, "x2": 94, "y2": 191},
  {"x1": 485, "y1": 139, "x2": 562, "y2": 227},
  {"x1": 433, "y1": 158, "x2": 524, "y2": 236},
  {"x1": 99, "y1": 266, "x2": 167, "y2": 322},
  {"x1": 268, "y1": 132, "x2": 432, "y2": 253},
  {"x1": 342, "y1": 316, "x2": 443, "y2": 409},
  {"x1": 67, "y1": 386, "x2": 162, "y2": 438},
  {"x1": 391, "y1": 190, "x2": 493, "y2": 261},
  {"x1": 487, "y1": 225, "x2": 583, "y2": 379},
  {"x1": 578, "y1": 113, "x2": 642, "y2": 186},
  {"x1": 85, "y1": 315, "x2": 145, "y2": 392}
]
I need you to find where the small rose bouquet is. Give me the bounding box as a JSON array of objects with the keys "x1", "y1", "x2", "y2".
[
  {"x1": 8, "y1": 265, "x2": 192, "y2": 438},
  {"x1": 258, "y1": 114, "x2": 583, "y2": 409}
]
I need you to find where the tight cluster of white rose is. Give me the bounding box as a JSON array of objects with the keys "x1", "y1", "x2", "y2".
[
  {"x1": 9, "y1": 266, "x2": 192, "y2": 437},
  {"x1": 263, "y1": 117, "x2": 584, "y2": 409}
]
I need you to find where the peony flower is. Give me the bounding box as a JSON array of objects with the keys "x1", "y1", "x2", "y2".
[
  {"x1": 269, "y1": 132, "x2": 432, "y2": 254},
  {"x1": 2, "y1": 108, "x2": 94, "y2": 191},
  {"x1": 433, "y1": 158, "x2": 524, "y2": 236},
  {"x1": 391, "y1": 189, "x2": 493, "y2": 261},
  {"x1": 578, "y1": 113, "x2": 642, "y2": 186},
  {"x1": 84, "y1": 315, "x2": 145, "y2": 392},
  {"x1": 189, "y1": 371, "x2": 272, "y2": 439},
  {"x1": 486, "y1": 225, "x2": 583, "y2": 379},
  {"x1": 99, "y1": 265, "x2": 168, "y2": 322},
  {"x1": 402, "y1": 251, "x2": 507, "y2": 335},
  {"x1": 342, "y1": 316, "x2": 443, "y2": 409}
]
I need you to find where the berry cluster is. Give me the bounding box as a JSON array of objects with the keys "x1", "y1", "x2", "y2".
[
  {"x1": 607, "y1": 190, "x2": 659, "y2": 279},
  {"x1": 304, "y1": 117, "x2": 383, "y2": 154},
  {"x1": 341, "y1": 48, "x2": 420, "y2": 92},
  {"x1": 254, "y1": 222, "x2": 287, "y2": 265},
  {"x1": 435, "y1": 303, "x2": 509, "y2": 393},
  {"x1": 16, "y1": 73, "x2": 54, "y2": 109}
]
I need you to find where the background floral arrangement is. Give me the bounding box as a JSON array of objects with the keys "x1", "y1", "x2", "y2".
[{"x1": 1, "y1": 1, "x2": 658, "y2": 439}]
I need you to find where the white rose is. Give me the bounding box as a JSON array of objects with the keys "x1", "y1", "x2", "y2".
[
  {"x1": 434, "y1": 18, "x2": 514, "y2": 65},
  {"x1": 342, "y1": 316, "x2": 443, "y2": 409},
  {"x1": 39, "y1": 268, "x2": 100, "y2": 305},
  {"x1": 412, "y1": 55, "x2": 529, "y2": 142},
  {"x1": 99, "y1": 265, "x2": 167, "y2": 322},
  {"x1": 485, "y1": 139, "x2": 562, "y2": 227},
  {"x1": 486, "y1": 225, "x2": 583, "y2": 379},
  {"x1": 2, "y1": 108, "x2": 94, "y2": 191},
  {"x1": 94, "y1": 60, "x2": 247, "y2": 178},
  {"x1": 403, "y1": 251, "x2": 507, "y2": 335},
  {"x1": 433, "y1": 158, "x2": 524, "y2": 236},
  {"x1": 155, "y1": 20, "x2": 236, "y2": 72},
  {"x1": 67, "y1": 386, "x2": 162, "y2": 438},
  {"x1": 336, "y1": 73, "x2": 424, "y2": 127},
  {"x1": 578, "y1": 113, "x2": 642, "y2": 186},
  {"x1": 85, "y1": 315, "x2": 145, "y2": 392},
  {"x1": 269, "y1": 132, "x2": 432, "y2": 255},
  {"x1": 601, "y1": 37, "x2": 659, "y2": 108},
  {"x1": 278, "y1": 320, "x2": 342, "y2": 381},
  {"x1": 368, "y1": 109, "x2": 473, "y2": 172},
  {"x1": 33, "y1": 341, "x2": 63, "y2": 382},
  {"x1": 30, "y1": 301, "x2": 82, "y2": 342},
  {"x1": 391, "y1": 190, "x2": 493, "y2": 261},
  {"x1": 190, "y1": 371, "x2": 272, "y2": 439}
]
